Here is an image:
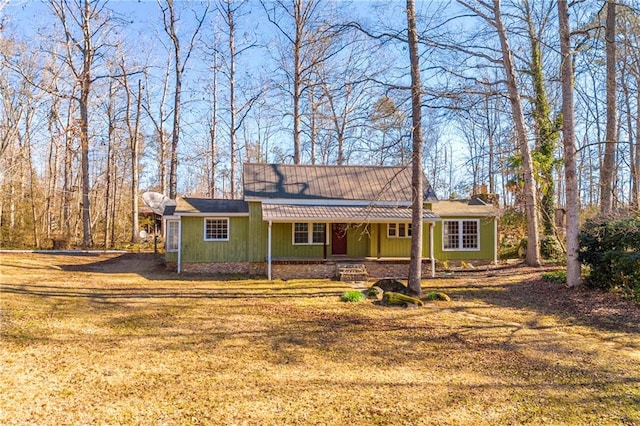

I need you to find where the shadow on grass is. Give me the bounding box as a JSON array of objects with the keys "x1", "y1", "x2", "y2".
[
  {"x1": 424, "y1": 274, "x2": 640, "y2": 336},
  {"x1": 0, "y1": 283, "x2": 347, "y2": 300}
]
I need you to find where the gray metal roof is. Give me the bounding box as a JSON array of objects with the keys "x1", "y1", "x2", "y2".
[
  {"x1": 173, "y1": 198, "x2": 249, "y2": 215},
  {"x1": 262, "y1": 203, "x2": 439, "y2": 222},
  {"x1": 243, "y1": 163, "x2": 438, "y2": 202}
]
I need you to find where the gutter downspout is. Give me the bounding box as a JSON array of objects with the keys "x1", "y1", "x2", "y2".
[
  {"x1": 429, "y1": 221, "x2": 435, "y2": 278},
  {"x1": 177, "y1": 218, "x2": 182, "y2": 274},
  {"x1": 267, "y1": 220, "x2": 272, "y2": 281}
]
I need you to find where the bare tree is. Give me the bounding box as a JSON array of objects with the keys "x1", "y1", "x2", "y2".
[
  {"x1": 159, "y1": 0, "x2": 209, "y2": 200},
  {"x1": 263, "y1": 0, "x2": 328, "y2": 164},
  {"x1": 406, "y1": 0, "x2": 424, "y2": 296},
  {"x1": 456, "y1": 0, "x2": 541, "y2": 266},
  {"x1": 558, "y1": 0, "x2": 581, "y2": 287},
  {"x1": 600, "y1": 0, "x2": 617, "y2": 214},
  {"x1": 120, "y1": 57, "x2": 143, "y2": 243}
]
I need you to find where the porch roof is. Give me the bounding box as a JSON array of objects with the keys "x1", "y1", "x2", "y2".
[{"x1": 261, "y1": 203, "x2": 439, "y2": 223}]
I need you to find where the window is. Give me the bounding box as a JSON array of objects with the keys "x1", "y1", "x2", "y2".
[
  {"x1": 312, "y1": 223, "x2": 326, "y2": 244},
  {"x1": 294, "y1": 223, "x2": 309, "y2": 244},
  {"x1": 166, "y1": 220, "x2": 179, "y2": 252},
  {"x1": 293, "y1": 223, "x2": 326, "y2": 245},
  {"x1": 204, "y1": 218, "x2": 229, "y2": 241},
  {"x1": 443, "y1": 219, "x2": 479, "y2": 250},
  {"x1": 387, "y1": 223, "x2": 412, "y2": 238}
]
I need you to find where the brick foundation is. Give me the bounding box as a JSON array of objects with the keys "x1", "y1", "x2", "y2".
[
  {"x1": 181, "y1": 262, "x2": 251, "y2": 275},
  {"x1": 165, "y1": 258, "x2": 440, "y2": 280}
]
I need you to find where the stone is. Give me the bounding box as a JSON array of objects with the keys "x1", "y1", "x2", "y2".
[
  {"x1": 367, "y1": 286, "x2": 384, "y2": 301},
  {"x1": 372, "y1": 278, "x2": 408, "y2": 294}
]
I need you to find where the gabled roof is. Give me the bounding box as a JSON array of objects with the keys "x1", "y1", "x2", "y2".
[
  {"x1": 169, "y1": 198, "x2": 249, "y2": 216},
  {"x1": 431, "y1": 199, "x2": 499, "y2": 217},
  {"x1": 243, "y1": 163, "x2": 438, "y2": 203}
]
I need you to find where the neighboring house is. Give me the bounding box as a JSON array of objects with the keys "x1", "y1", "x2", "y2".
[{"x1": 163, "y1": 163, "x2": 499, "y2": 279}]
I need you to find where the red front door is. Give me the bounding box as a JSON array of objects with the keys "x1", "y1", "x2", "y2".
[{"x1": 331, "y1": 223, "x2": 348, "y2": 255}]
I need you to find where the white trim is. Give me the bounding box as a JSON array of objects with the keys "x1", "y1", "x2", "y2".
[
  {"x1": 442, "y1": 219, "x2": 481, "y2": 252},
  {"x1": 267, "y1": 221, "x2": 272, "y2": 280},
  {"x1": 251, "y1": 198, "x2": 413, "y2": 207},
  {"x1": 166, "y1": 219, "x2": 180, "y2": 252},
  {"x1": 266, "y1": 217, "x2": 438, "y2": 223},
  {"x1": 203, "y1": 217, "x2": 230, "y2": 241},
  {"x1": 177, "y1": 220, "x2": 182, "y2": 274},
  {"x1": 291, "y1": 222, "x2": 327, "y2": 245},
  {"x1": 387, "y1": 222, "x2": 412, "y2": 238},
  {"x1": 430, "y1": 222, "x2": 435, "y2": 278},
  {"x1": 175, "y1": 212, "x2": 249, "y2": 217}
]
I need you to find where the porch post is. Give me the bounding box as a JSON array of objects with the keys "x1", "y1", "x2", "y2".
[
  {"x1": 267, "y1": 220, "x2": 272, "y2": 280},
  {"x1": 429, "y1": 221, "x2": 435, "y2": 278},
  {"x1": 177, "y1": 219, "x2": 182, "y2": 274}
]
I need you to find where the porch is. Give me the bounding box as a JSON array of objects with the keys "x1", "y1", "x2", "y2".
[
  {"x1": 267, "y1": 257, "x2": 436, "y2": 281},
  {"x1": 261, "y1": 203, "x2": 440, "y2": 280}
]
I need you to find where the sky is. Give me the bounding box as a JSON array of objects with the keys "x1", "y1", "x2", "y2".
[{"x1": 0, "y1": 0, "x2": 475, "y2": 197}]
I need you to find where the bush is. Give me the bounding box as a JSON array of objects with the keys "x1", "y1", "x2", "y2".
[
  {"x1": 424, "y1": 291, "x2": 451, "y2": 301},
  {"x1": 540, "y1": 235, "x2": 563, "y2": 261},
  {"x1": 541, "y1": 270, "x2": 566, "y2": 284},
  {"x1": 340, "y1": 291, "x2": 365, "y2": 303},
  {"x1": 579, "y1": 214, "x2": 640, "y2": 301}
]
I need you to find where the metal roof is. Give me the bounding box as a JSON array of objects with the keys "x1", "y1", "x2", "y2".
[
  {"x1": 431, "y1": 199, "x2": 499, "y2": 217},
  {"x1": 262, "y1": 203, "x2": 439, "y2": 222},
  {"x1": 172, "y1": 198, "x2": 249, "y2": 215},
  {"x1": 243, "y1": 163, "x2": 438, "y2": 202}
]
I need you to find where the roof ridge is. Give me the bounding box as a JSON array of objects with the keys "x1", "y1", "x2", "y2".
[{"x1": 244, "y1": 162, "x2": 410, "y2": 170}]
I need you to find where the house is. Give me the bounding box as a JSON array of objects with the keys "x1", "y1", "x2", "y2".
[{"x1": 163, "y1": 163, "x2": 499, "y2": 279}]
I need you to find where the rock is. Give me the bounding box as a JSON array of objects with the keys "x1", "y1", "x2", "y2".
[
  {"x1": 381, "y1": 291, "x2": 424, "y2": 307},
  {"x1": 373, "y1": 279, "x2": 408, "y2": 295},
  {"x1": 367, "y1": 286, "x2": 384, "y2": 301}
]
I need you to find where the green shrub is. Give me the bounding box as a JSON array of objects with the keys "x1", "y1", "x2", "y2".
[
  {"x1": 541, "y1": 270, "x2": 566, "y2": 284},
  {"x1": 340, "y1": 291, "x2": 365, "y2": 303},
  {"x1": 579, "y1": 214, "x2": 640, "y2": 301},
  {"x1": 424, "y1": 291, "x2": 451, "y2": 301},
  {"x1": 540, "y1": 235, "x2": 563, "y2": 261}
]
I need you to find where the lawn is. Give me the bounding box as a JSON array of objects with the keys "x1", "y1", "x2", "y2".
[{"x1": 1, "y1": 253, "x2": 639, "y2": 425}]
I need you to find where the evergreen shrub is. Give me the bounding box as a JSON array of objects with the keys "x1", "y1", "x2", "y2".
[{"x1": 579, "y1": 214, "x2": 640, "y2": 301}]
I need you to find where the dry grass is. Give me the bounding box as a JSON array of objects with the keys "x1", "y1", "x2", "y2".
[{"x1": 1, "y1": 253, "x2": 639, "y2": 425}]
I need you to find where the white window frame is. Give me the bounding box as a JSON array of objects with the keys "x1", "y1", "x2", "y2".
[
  {"x1": 166, "y1": 220, "x2": 180, "y2": 252},
  {"x1": 387, "y1": 222, "x2": 412, "y2": 238},
  {"x1": 203, "y1": 218, "x2": 230, "y2": 241},
  {"x1": 292, "y1": 222, "x2": 327, "y2": 245},
  {"x1": 442, "y1": 219, "x2": 480, "y2": 251}
]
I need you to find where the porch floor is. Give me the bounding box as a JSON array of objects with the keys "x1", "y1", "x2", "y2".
[{"x1": 271, "y1": 257, "x2": 434, "y2": 264}]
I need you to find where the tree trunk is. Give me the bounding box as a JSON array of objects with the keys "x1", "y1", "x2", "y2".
[
  {"x1": 130, "y1": 79, "x2": 142, "y2": 243},
  {"x1": 79, "y1": 0, "x2": 93, "y2": 248},
  {"x1": 210, "y1": 50, "x2": 218, "y2": 198},
  {"x1": 558, "y1": 0, "x2": 580, "y2": 287},
  {"x1": 635, "y1": 85, "x2": 640, "y2": 209},
  {"x1": 493, "y1": 0, "x2": 540, "y2": 266},
  {"x1": 228, "y1": 4, "x2": 237, "y2": 198},
  {"x1": 406, "y1": 0, "x2": 423, "y2": 296},
  {"x1": 163, "y1": 0, "x2": 182, "y2": 200},
  {"x1": 600, "y1": 0, "x2": 617, "y2": 214},
  {"x1": 292, "y1": 0, "x2": 303, "y2": 164}
]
